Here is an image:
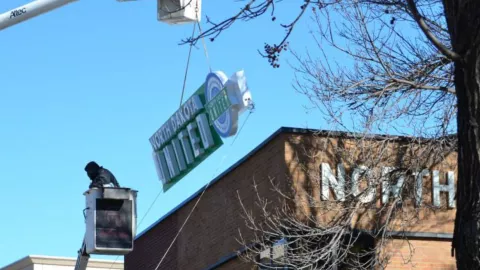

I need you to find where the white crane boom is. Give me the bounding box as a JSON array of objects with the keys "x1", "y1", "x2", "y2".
[{"x1": 0, "y1": 0, "x2": 78, "y2": 31}]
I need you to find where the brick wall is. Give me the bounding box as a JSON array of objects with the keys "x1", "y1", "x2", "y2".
[
  {"x1": 282, "y1": 131, "x2": 457, "y2": 270},
  {"x1": 126, "y1": 128, "x2": 458, "y2": 269},
  {"x1": 283, "y1": 132, "x2": 457, "y2": 234},
  {"x1": 382, "y1": 239, "x2": 456, "y2": 269},
  {"x1": 214, "y1": 258, "x2": 253, "y2": 270},
  {"x1": 212, "y1": 238, "x2": 458, "y2": 270},
  {"x1": 125, "y1": 133, "x2": 289, "y2": 270}
]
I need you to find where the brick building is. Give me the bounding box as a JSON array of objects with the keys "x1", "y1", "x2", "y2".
[{"x1": 126, "y1": 127, "x2": 457, "y2": 269}]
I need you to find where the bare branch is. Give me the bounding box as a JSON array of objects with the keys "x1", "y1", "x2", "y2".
[
  {"x1": 406, "y1": 0, "x2": 461, "y2": 61},
  {"x1": 236, "y1": 131, "x2": 456, "y2": 269}
]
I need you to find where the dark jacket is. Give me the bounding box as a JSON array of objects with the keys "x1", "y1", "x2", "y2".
[{"x1": 89, "y1": 167, "x2": 120, "y2": 188}]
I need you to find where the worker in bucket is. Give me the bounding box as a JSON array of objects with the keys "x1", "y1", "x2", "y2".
[{"x1": 84, "y1": 161, "x2": 120, "y2": 189}]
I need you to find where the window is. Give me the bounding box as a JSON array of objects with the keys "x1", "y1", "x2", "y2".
[
  {"x1": 257, "y1": 238, "x2": 289, "y2": 269},
  {"x1": 334, "y1": 232, "x2": 376, "y2": 270},
  {"x1": 255, "y1": 232, "x2": 375, "y2": 270}
]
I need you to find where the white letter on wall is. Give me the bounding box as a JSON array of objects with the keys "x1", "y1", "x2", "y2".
[
  {"x1": 381, "y1": 167, "x2": 405, "y2": 204},
  {"x1": 321, "y1": 163, "x2": 345, "y2": 201},
  {"x1": 352, "y1": 165, "x2": 376, "y2": 203},
  {"x1": 432, "y1": 171, "x2": 455, "y2": 208},
  {"x1": 413, "y1": 169, "x2": 429, "y2": 206}
]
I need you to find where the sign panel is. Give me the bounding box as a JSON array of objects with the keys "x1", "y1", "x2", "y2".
[{"x1": 150, "y1": 70, "x2": 253, "y2": 192}]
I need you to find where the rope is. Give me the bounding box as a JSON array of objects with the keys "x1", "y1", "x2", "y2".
[{"x1": 153, "y1": 107, "x2": 254, "y2": 270}]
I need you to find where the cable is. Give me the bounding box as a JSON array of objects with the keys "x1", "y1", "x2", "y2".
[
  {"x1": 110, "y1": 3, "x2": 212, "y2": 269},
  {"x1": 197, "y1": 21, "x2": 212, "y2": 73},
  {"x1": 107, "y1": 189, "x2": 163, "y2": 269},
  {"x1": 137, "y1": 189, "x2": 164, "y2": 228},
  {"x1": 153, "y1": 107, "x2": 254, "y2": 270},
  {"x1": 115, "y1": 2, "x2": 246, "y2": 268},
  {"x1": 179, "y1": 23, "x2": 197, "y2": 107},
  {"x1": 191, "y1": 0, "x2": 212, "y2": 73},
  {"x1": 179, "y1": 0, "x2": 213, "y2": 106},
  {"x1": 106, "y1": 2, "x2": 214, "y2": 269},
  {"x1": 230, "y1": 108, "x2": 253, "y2": 146}
]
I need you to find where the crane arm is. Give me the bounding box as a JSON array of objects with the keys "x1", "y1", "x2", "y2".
[{"x1": 0, "y1": 0, "x2": 78, "y2": 31}]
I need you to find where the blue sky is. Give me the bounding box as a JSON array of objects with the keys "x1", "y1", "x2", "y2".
[{"x1": 0, "y1": 0, "x2": 329, "y2": 266}]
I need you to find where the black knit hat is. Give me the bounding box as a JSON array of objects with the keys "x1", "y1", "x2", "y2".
[{"x1": 85, "y1": 161, "x2": 100, "y2": 172}]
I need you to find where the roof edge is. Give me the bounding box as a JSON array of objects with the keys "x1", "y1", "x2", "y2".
[
  {"x1": 0, "y1": 256, "x2": 33, "y2": 270},
  {"x1": 280, "y1": 126, "x2": 457, "y2": 143},
  {"x1": 134, "y1": 126, "x2": 457, "y2": 240},
  {"x1": 135, "y1": 126, "x2": 288, "y2": 240},
  {"x1": 1, "y1": 255, "x2": 123, "y2": 270}
]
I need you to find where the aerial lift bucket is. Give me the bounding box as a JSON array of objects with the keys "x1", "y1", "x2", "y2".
[{"x1": 83, "y1": 187, "x2": 138, "y2": 255}]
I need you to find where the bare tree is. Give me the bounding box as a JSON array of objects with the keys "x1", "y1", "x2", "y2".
[
  {"x1": 178, "y1": 0, "x2": 480, "y2": 268},
  {"x1": 180, "y1": 0, "x2": 312, "y2": 68},
  {"x1": 235, "y1": 132, "x2": 456, "y2": 269}
]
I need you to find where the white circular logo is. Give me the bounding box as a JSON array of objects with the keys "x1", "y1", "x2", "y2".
[{"x1": 205, "y1": 71, "x2": 236, "y2": 138}]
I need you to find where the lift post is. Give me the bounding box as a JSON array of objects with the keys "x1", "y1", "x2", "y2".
[{"x1": 74, "y1": 238, "x2": 89, "y2": 270}]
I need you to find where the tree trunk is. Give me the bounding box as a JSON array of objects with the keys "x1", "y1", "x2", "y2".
[
  {"x1": 449, "y1": 2, "x2": 480, "y2": 268},
  {"x1": 453, "y1": 55, "x2": 480, "y2": 269}
]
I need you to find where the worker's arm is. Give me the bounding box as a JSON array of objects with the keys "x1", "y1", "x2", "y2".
[
  {"x1": 89, "y1": 175, "x2": 107, "y2": 188},
  {"x1": 88, "y1": 181, "x2": 103, "y2": 189},
  {"x1": 92, "y1": 172, "x2": 119, "y2": 188}
]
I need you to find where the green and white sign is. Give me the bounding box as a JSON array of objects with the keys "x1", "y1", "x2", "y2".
[{"x1": 150, "y1": 70, "x2": 253, "y2": 192}]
